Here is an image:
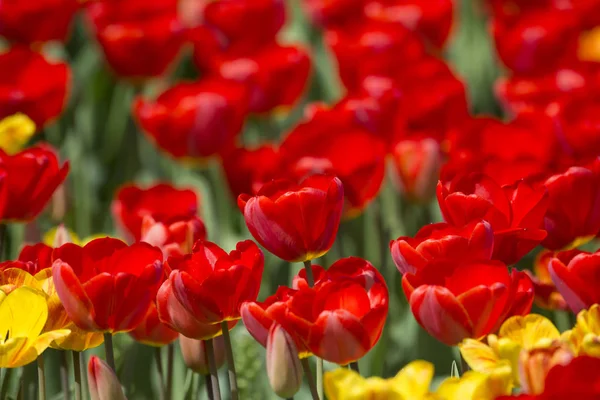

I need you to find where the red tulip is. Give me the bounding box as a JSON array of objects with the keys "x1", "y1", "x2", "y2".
[
  {"x1": 156, "y1": 240, "x2": 263, "y2": 339},
  {"x1": 390, "y1": 221, "x2": 494, "y2": 275},
  {"x1": 526, "y1": 250, "x2": 569, "y2": 311},
  {"x1": 141, "y1": 215, "x2": 206, "y2": 259},
  {"x1": 87, "y1": 356, "x2": 127, "y2": 400},
  {"x1": 243, "y1": 257, "x2": 388, "y2": 365},
  {"x1": 327, "y1": 22, "x2": 426, "y2": 91},
  {"x1": 86, "y1": 0, "x2": 186, "y2": 78},
  {"x1": 221, "y1": 144, "x2": 283, "y2": 200},
  {"x1": 389, "y1": 137, "x2": 442, "y2": 203},
  {"x1": 0, "y1": 47, "x2": 70, "y2": 127},
  {"x1": 203, "y1": 0, "x2": 286, "y2": 54},
  {"x1": 542, "y1": 158, "x2": 600, "y2": 250},
  {"x1": 129, "y1": 303, "x2": 178, "y2": 347},
  {"x1": 402, "y1": 260, "x2": 534, "y2": 345},
  {"x1": 437, "y1": 174, "x2": 548, "y2": 265},
  {"x1": 209, "y1": 44, "x2": 311, "y2": 114},
  {"x1": 133, "y1": 80, "x2": 248, "y2": 159},
  {"x1": 364, "y1": 0, "x2": 455, "y2": 48},
  {"x1": 497, "y1": 356, "x2": 600, "y2": 399},
  {"x1": 0, "y1": 145, "x2": 69, "y2": 222},
  {"x1": 0, "y1": 0, "x2": 79, "y2": 44},
  {"x1": 238, "y1": 175, "x2": 344, "y2": 262},
  {"x1": 52, "y1": 238, "x2": 163, "y2": 333},
  {"x1": 280, "y1": 115, "x2": 386, "y2": 216},
  {"x1": 492, "y1": 9, "x2": 580, "y2": 74},
  {"x1": 112, "y1": 183, "x2": 202, "y2": 241},
  {"x1": 548, "y1": 249, "x2": 600, "y2": 314},
  {"x1": 302, "y1": 0, "x2": 365, "y2": 28}
]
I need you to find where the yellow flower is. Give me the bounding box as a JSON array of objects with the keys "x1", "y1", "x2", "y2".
[
  {"x1": 0, "y1": 287, "x2": 70, "y2": 368},
  {"x1": 0, "y1": 114, "x2": 36, "y2": 154},
  {"x1": 459, "y1": 314, "x2": 561, "y2": 388},
  {"x1": 324, "y1": 360, "x2": 434, "y2": 400},
  {"x1": 436, "y1": 364, "x2": 512, "y2": 400},
  {"x1": 564, "y1": 304, "x2": 600, "y2": 357}
]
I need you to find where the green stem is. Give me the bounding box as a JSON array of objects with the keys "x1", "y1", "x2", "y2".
[
  {"x1": 349, "y1": 362, "x2": 360, "y2": 374},
  {"x1": 72, "y1": 352, "x2": 82, "y2": 400},
  {"x1": 166, "y1": 343, "x2": 174, "y2": 400},
  {"x1": 37, "y1": 356, "x2": 46, "y2": 400},
  {"x1": 60, "y1": 351, "x2": 71, "y2": 400},
  {"x1": 103, "y1": 333, "x2": 116, "y2": 371},
  {"x1": 0, "y1": 224, "x2": 6, "y2": 261},
  {"x1": 316, "y1": 358, "x2": 323, "y2": 400},
  {"x1": 205, "y1": 339, "x2": 221, "y2": 400},
  {"x1": 300, "y1": 358, "x2": 319, "y2": 400},
  {"x1": 204, "y1": 374, "x2": 213, "y2": 400},
  {"x1": 154, "y1": 347, "x2": 167, "y2": 400},
  {"x1": 220, "y1": 322, "x2": 238, "y2": 400},
  {"x1": 0, "y1": 367, "x2": 13, "y2": 399},
  {"x1": 302, "y1": 260, "x2": 315, "y2": 286}
]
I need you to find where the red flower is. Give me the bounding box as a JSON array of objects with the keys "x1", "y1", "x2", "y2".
[
  {"x1": 52, "y1": 238, "x2": 164, "y2": 333},
  {"x1": 542, "y1": 159, "x2": 600, "y2": 250},
  {"x1": 242, "y1": 257, "x2": 388, "y2": 365},
  {"x1": 208, "y1": 44, "x2": 311, "y2": 114},
  {"x1": 129, "y1": 303, "x2": 178, "y2": 347},
  {"x1": 221, "y1": 144, "x2": 283, "y2": 200},
  {"x1": 0, "y1": 145, "x2": 69, "y2": 222},
  {"x1": 526, "y1": 250, "x2": 569, "y2": 311},
  {"x1": 133, "y1": 80, "x2": 248, "y2": 159},
  {"x1": 156, "y1": 240, "x2": 263, "y2": 339},
  {"x1": 238, "y1": 175, "x2": 344, "y2": 262},
  {"x1": 0, "y1": 0, "x2": 79, "y2": 44},
  {"x1": 390, "y1": 221, "x2": 494, "y2": 275},
  {"x1": 301, "y1": 0, "x2": 365, "y2": 28},
  {"x1": 389, "y1": 137, "x2": 442, "y2": 203},
  {"x1": 492, "y1": 9, "x2": 580, "y2": 74},
  {"x1": 280, "y1": 114, "x2": 386, "y2": 216},
  {"x1": 0, "y1": 47, "x2": 70, "y2": 127},
  {"x1": 86, "y1": 0, "x2": 186, "y2": 78},
  {"x1": 402, "y1": 260, "x2": 534, "y2": 345},
  {"x1": 497, "y1": 356, "x2": 600, "y2": 399},
  {"x1": 327, "y1": 22, "x2": 426, "y2": 91},
  {"x1": 363, "y1": 0, "x2": 455, "y2": 48},
  {"x1": 112, "y1": 183, "x2": 201, "y2": 241},
  {"x1": 437, "y1": 174, "x2": 548, "y2": 265},
  {"x1": 15, "y1": 243, "x2": 54, "y2": 274},
  {"x1": 141, "y1": 215, "x2": 207, "y2": 259},
  {"x1": 549, "y1": 249, "x2": 600, "y2": 314},
  {"x1": 202, "y1": 0, "x2": 285, "y2": 54}
]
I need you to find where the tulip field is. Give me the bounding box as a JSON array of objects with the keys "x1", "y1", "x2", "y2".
[{"x1": 1, "y1": 0, "x2": 600, "y2": 399}]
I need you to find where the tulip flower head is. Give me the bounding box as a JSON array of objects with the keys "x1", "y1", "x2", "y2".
[
  {"x1": 88, "y1": 355, "x2": 127, "y2": 400},
  {"x1": 525, "y1": 250, "x2": 569, "y2": 311},
  {"x1": 129, "y1": 303, "x2": 178, "y2": 347},
  {"x1": 266, "y1": 323, "x2": 303, "y2": 398},
  {"x1": 179, "y1": 334, "x2": 226, "y2": 375},
  {"x1": 52, "y1": 238, "x2": 164, "y2": 333},
  {"x1": 157, "y1": 240, "x2": 263, "y2": 339},
  {"x1": 0, "y1": 114, "x2": 36, "y2": 155},
  {"x1": 238, "y1": 175, "x2": 344, "y2": 262},
  {"x1": 564, "y1": 304, "x2": 600, "y2": 357},
  {"x1": 0, "y1": 287, "x2": 70, "y2": 368}
]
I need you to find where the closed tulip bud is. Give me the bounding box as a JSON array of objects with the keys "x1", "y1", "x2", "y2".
[
  {"x1": 88, "y1": 356, "x2": 127, "y2": 400},
  {"x1": 266, "y1": 323, "x2": 303, "y2": 398},
  {"x1": 179, "y1": 335, "x2": 226, "y2": 375},
  {"x1": 519, "y1": 341, "x2": 574, "y2": 395},
  {"x1": 52, "y1": 224, "x2": 75, "y2": 247}
]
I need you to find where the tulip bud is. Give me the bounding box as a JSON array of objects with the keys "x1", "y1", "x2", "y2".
[
  {"x1": 179, "y1": 335, "x2": 226, "y2": 375},
  {"x1": 52, "y1": 224, "x2": 75, "y2": 247},
  {"x1": 87, "y1": 356, "x2": 127, "y2": 400},
  {"x1": 390, "y1": 138, "x2": 441, "y2": 203},
  {"x1": 519, "y1": 341, "x2": 574, "y2": 395},
  {"x1": 266, "y1": 323, "x2": 303, "y2": 398}
]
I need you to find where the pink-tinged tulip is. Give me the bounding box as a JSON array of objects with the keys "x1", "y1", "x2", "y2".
[
  {"x1": 179, "y1": 334, "x2": 226, "y2": 375},
  {"x1": 438, "y1": 174, "x2": 549, "y2": 265},
  {"x1": 129, "y1": 303, "x2": 178, "y2": 347},
  {"x1": 403, "y1": 260, "x2": 534, "y2": 346},
  {"x1": 141, "y1": 215, "x2": 206, "y2": 258},
  {"x1": 519, "y1": 341, "x2": 574, "y2": 395},
  {"x1": 156, "y1": 240, "x2": 263, "y2": 339},
  {"x1": 52, "y1": 238, "x2": 163, "y2": 333},
  {"x1": 267, "y1": 323, "x2": 303, "y2": 398},
  {"x1": 390, "y1": 221, "x2": 494, "y2": 275},
  {"x1": 390, "y1": 137, "x2": 443, "y2": 203},
  {"x1": 548, "y1": 249, "x2": 600, "y2": 314},
  {"x1": 88, "y1": 356, "x2": 127, "y2": 400},
  {"x1": 238, "y1": 175, "x2": 344, "y2": 262}
]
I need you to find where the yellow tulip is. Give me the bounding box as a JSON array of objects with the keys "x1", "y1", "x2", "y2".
[
  {"x1": 564, "y1": 304, "x2": 600, "y2": 357},
  {"x1": 0, "y1": 287, "x2": 70, "y2": 368},
  {"x1": 324, "y1": 361, "x2": 434, "y2": 400},
  {"x1": 459, "y1": 314, "x2": 561, "y2": 388},
  {"x1": 0, "y1": 114, "x2": 36, "y2": 154},
  {"x1": 43, "y1": 225, "x2": 109, "y2": 247},
  {"x1": 436, "y1": 363, "x2": 512, "y2": 400}
]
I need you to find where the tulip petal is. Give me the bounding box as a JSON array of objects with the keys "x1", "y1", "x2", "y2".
[
  {"x1": 11, "y1": 329, "x2": 71, "y2": 368},
  {"x1": 459, "y1": 339, "x2": 502, "y2": 373},
  {"x1": 410, "y1": 285, "x2": 472, "y2": 346},
  {"x1": 549, "y1": 259, "x2": 591, "y2": 314},
  {"x1": 0, "y1": 338, "x2": 29, "y2": 368},
  {"x1": 52, "y1": 261, "x2": 99, "y2": 331},
  {"x1": 390, "y1": 360, "x2": 434, "y2": 398},
  {"x1": 0, "y1": 286, "x2": 47, "y2": 339},
  {"x1": 498, "y1": 315, "x2": 560, "y2": 348}
]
